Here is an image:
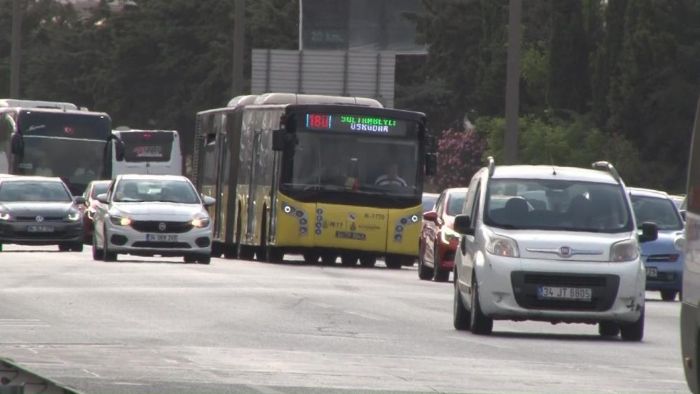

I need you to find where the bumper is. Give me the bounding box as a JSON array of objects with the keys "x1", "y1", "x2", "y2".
[
  {"x1": 106, "y1": 223, "x2": 212, "y2": 257},
  {"x1": 0, "y1": 221, "x2": 83, "y2": 245},
  {"x1": 645, "y1": 265, "x2": 682, "y2": 291},
  {"x1": 476, "y1": 255, "x2": 645, "y2": 324}
]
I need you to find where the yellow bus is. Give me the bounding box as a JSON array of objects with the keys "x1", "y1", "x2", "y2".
[{"x1": 192, "y1": 93, "x2": 435, "y2": 268}]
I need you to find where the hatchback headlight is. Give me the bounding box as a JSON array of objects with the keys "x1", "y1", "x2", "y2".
[
  {"x1": 440, "y1": 227, "x2": 461, "y2": 244},
  {"x1": 191, "y1": 214, "x2": 210, "y2": 228},
  {"x1": 109, "y1": 215, "x2": 132, "y2": 226},
  {"x1": 66, "y1": 210, "x2": 81, "y2": 222},
  {"x1": 486, "y1": 235, "x2": 519, "y2": 258},
  {"x1": 610, "y1": 239, "x2": 639, "y2": 262},
  {"x1": 0, "y1": 211, "x2": 11, "y2": 221},
  {"x1": 675, "y1": 236, "x2": 686, "y2": 252}
]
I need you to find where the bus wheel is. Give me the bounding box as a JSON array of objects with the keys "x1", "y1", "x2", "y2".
[
  {"x1": 320, "y1": 254, "x2": 337, "y2": 265},
  {"x1": 385, "y1": 256, "x2": 402, "y2": 269},
  {"x1": 303, "y1": 253, "x2": 319, "y2": 264},
  {"x1": 211, "y1": 242, "x2": 223, "y2": 258},
  {"x1": 359, "y1": 256, "x2": 376, "y2": 268},
  {"x1": 264, "y1": 246, "x2": 284, "y2": 263},
  {"x1": 223, "y1": 245, "x2": 237, "y2": 259},
  {"x1": 58, "y1": 243, "x2": 71, "y2": 252},
  {"x1": 238, "y1": 245, "x2": 255, "y2": 261},
  {"x1": 341, "y1": 254, "x2": 358, "y2": 267}
]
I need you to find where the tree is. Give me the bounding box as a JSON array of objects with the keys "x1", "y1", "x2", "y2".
[{"x1": 435, "y1": 127, "x2": 486, "y2": 190}]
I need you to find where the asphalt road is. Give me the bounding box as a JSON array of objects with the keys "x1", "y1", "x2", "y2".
[{"x1": 0, "y1": 245, "x2": 690, "y2": 393}]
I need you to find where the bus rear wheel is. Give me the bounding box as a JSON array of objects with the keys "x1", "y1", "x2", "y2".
[
  {"x1": 385, "y1": 256, "x2": 402, "y2": 269},
  {"x1": 320, "y1": 254, "x2": 337, "y2": 265},
  {"x1": 341, "y1": 254, "x2": 358, "y2": 267},
  {"x1": 359, "y1": 256, "x2": 376, "y2": 268},
  {"x1": 303, "y1": 252, "x2": 319, "y2": 264}
]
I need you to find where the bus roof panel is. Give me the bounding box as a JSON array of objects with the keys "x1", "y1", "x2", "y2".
[
  {"x1": 0, "y1": 99, "x2": 78, "y2": 110},
  {"x1": 225, "y1": 93, "x2": 383, "y2": 108}
]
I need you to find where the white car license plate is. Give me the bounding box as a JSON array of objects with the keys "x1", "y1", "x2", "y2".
[
  {"x1": 646, "y1": 267, "x2": 658, "y2": 278},
  {"x1": 146, "y1": 234, "x2": 178, "y2": 242},
  {"x1": 27, "y1": 225, "x2": 54, "y2": 233},
  {"x1": 537, "y1": 286, "x2": 592, "y2": 301}
]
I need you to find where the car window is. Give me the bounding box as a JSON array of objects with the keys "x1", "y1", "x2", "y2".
[
  {"x1": 91, "y1": 182, "x2": 110, "y2": 198},
  {"x1": 0, "y1": 181, "x2": 72, "y2": 202},
  {"x1": 446, "y1": 193, "x2": 466, "y2": 216},
  {"x1": 113, "y1": 179, "x2": 199, "y2": 204},
  {"x1": 422, "y1": 194, "x2": 438, "y2": 212},
  {"x1": 484, "y1": 178, "x2": 632, "y2": 233},
  {"x1": 631, "y1": 195, "x2": 684, "y2": 231}
]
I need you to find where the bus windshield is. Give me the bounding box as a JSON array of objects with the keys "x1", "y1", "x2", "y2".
[
  {"x1": 17, "y1": 136, "x2": 107, "y2": 196},
  {"x1": 282, "y1": 129, "x2": 419, "y2": 197}
]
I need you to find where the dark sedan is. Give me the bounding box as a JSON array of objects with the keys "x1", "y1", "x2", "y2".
[{"x1": 0, "y1": 176, "x2": 85, "y2": 251}]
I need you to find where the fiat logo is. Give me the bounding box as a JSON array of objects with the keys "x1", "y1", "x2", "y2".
[
  {"x1": 35, "y1": 216, "x2": 44, "y2": 222},
  {"x1": 559, "y1": 246, "x2": 572, "y2": 258},
  {"x1": 158, "y1": 222, "x2": 166, "y2": 232}
]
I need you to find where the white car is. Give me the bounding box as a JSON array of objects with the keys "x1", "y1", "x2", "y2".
[
  {"x1": 92, "y1": 175, "x2": 215, "y2": 264},
  {"x1": 452, "y1": 160, "x2": 658, "y2": 341}
]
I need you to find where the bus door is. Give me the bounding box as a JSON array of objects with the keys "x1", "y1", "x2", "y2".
[{"x1": 244, "y1": 111, "x2": 264, "y2": 244}]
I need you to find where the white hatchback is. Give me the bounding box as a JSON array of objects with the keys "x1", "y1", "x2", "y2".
[
  {"x1": 452, "y1": 160, "x2": 658, "y2": 341},
  {"x1": 92, "y1": 175, "x2": 214, "y2": 264}
]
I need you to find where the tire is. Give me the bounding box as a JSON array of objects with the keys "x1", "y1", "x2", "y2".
[
  {"x1": 211, "y1": 242, "x2": 223, "y2": 258},
  {"x1": 58, "y1": 243, "x2": 71, "y2": 252},
  {"x1": 359, "y1": 256, "x2": 376, "y2": 268},
  {"x1": 660, "y1": 290, "x2": 677, "y2": 301},
  {"x1": 91, "y1": 232, "x2": 103, "y2": 261},
  {"x1": 620, "y1": 307, "x2": 645, "y2": 342},
  {"x1": 71, "y1": 242, "x2": 83, "y2": 252},
  {"x1": 385, "y1": 256, "x2": 402, "y2": 270},
  {"x1": 432, "y1": 245, "x2": 450, "y2": 282},
  {"x1": 453, "y1": 271, "x2": 471, "y2": 330},
  {"x1": 223, "y1": 244, "x2": 237, "y2": 259},
  {"x1": 184, "y1": 255, "x2": 197, "y2": 263},
  {"x1": 102, "y1": 226, "x2": 117, "y2": 262},
  {"x1": 469, "y1": 273, "x2": 493, "y2": 335},
  {"x1": 598, "y1": 321, "x2": 620, "y2": 337},
  {"x1": 417, "y1": 251, "x2": 433, "y2": 280},
  {"x1": 320, "y1": 254, "x2": 337, "y2": 266},
  {"x1": 238, "y1": 245, "x2": 255, "y2": 260},
  {"x1": 341, "y1": 254, "x2": 358, "y2": 267},
  {"x1": 197, "y1": 254, "x2": 211, "y2": 265},
  {"x1": 263, "y1": 246, "x2": 284, "y2": 263},
  {"x1": 303, "y1": 252, "x2": 319, "y2": 264}
]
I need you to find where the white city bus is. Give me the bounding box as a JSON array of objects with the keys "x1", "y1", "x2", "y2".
[
  {"x1": 682, "y1": 95, "x2": 700, "y2": 393},
  {"x1": 111, "y1": 129, "x2": 182, "y2": 177}
]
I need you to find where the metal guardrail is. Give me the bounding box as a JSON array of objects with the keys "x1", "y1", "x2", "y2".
[{"x1": 0, "y1": 359, "x2": 80, "y2": 394}]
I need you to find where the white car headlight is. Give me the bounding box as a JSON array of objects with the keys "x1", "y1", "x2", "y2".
[
  {"x1": 0, "y1": 211, "x2": 11, "y2": 221},
  {"x1": 440, "y1": 227, "x2": 461, "y2": 244},
  {"x1": 109, "y1": 215, "x2": 132, "y2": 226},
  {"x1": 191, "y1": 213, "x2": 210, "y2": 228},
  {"x1": 610, "y1": 239, "x2": 639, "y2": 262},
  {"x1": 66, "y1": 210, "x2": 81, "y2": 222},
  {"x1": 486, "y1": 235, "x2": 519, "y2": 258}
]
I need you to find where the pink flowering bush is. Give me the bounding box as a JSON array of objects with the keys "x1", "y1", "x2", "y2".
[{"x1": 435, "y1": 128, "x2": 486, "y2": 190}]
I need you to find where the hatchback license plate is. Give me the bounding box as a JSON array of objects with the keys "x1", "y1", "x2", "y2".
[
  {"x1": 146, "y1": 234, "x2": 178, "y2": 242},
  {"x1": 646, "y1": 267, "x2": 658, "y2": 278},
  {"x1": 537, "y1": 286, "x2": 592, "y2": 301},
  {"x1": 26, "y1": 225, "x2": 54, "y2": 233}
]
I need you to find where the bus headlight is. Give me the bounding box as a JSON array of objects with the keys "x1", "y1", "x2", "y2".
[
  {"x1": 66, "y1": 210, "x2": 81, "y2": 222},
  {"x1": 191, "y1": 214, "x2": 210, "y2": 228},
  {"x1": 110, "y1": 215, "x2": 132, "y2": 226}
]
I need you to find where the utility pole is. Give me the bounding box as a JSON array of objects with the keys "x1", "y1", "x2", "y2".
[
  {"x1": 231, "y1": 0, "x2": 245, "y2": 97},
  {"x1": 504, "y1": 0, "x2": 522, "y2": 164},
  {"x1": 10, "y1": 0, "x2": 22, "y2": 98}
]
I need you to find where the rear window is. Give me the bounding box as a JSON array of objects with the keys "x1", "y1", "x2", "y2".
[{"x1": 120, "y1": 132, "x2": 174, "y2": 162}]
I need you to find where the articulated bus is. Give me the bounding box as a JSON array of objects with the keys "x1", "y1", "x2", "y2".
[
  {"x1": 192, "y1": 93, "x2": 435, "y2": 268},
  {"x1": 0, "y1": 99, "x2": 118, "y2": 195},
  {"x1": 683, "y1": 95, "x2": 700, "y2": 393},
  {"x1": 112, "y1": 129, "x2": 183, "y2": 176}
]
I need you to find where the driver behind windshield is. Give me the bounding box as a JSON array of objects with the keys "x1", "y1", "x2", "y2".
[{"x1": 375, "y1": 163, "x2": 407, "y2": 187}]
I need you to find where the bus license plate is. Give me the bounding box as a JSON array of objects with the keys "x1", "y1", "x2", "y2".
[
  {"x1": 26, "y1": 225, "x2": 54, "y2": 233},
  {"x1": 537, "y1": 286, "x2": 592, "y2": 301},
  {"x1": 646, "y1": 267, "x2": 658, "y2": 278},
  {"x1": 146, "y1": 234, "x2": 178, "y2": 242}
]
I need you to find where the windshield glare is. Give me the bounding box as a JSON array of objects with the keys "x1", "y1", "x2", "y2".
[
  {"x1": 284, "y1": 130, "x2": 419, "y2": 197},
  {"x1": 631, "y1": 195, "x2": 683, "y2": 231},
  {"x1": 114, "y1": 179, "x2": 199, "y2": 204},
  {"x1": 0, "y1": 181, "x2": 71, "y2": 202},
  {"x1": 17, "y1": 136, "x2": 106, "y2": 195},
  {"x1": 485, "y1": 179, "x2": 632, "y2": 233}
]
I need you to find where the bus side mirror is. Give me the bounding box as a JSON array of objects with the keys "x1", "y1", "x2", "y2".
[
  {"x1": 10, "y1": 133, "x2": 23, "y2": 155},
  {"x1": 272, "y1": 129, "x2": 285, "y2": 151},
  {"x1": 425, "y1": 153, "x2": 437, "y2": 176}
]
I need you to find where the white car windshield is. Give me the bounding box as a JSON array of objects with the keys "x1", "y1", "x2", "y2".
[
  {"x1": 113, "y1": 179, "x2": 199, "y2": 204},
  {"x1": 484, "y1": 179, "x2": 633, "y2": 233}
]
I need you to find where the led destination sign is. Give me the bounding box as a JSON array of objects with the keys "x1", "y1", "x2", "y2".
[{"x1": 304, "y1": 113, "x2": 409, "y2": 136}]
